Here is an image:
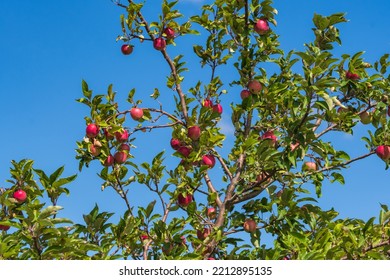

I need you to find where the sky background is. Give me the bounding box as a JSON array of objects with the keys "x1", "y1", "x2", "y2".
[{"x1": 1, "y1": 0, "x2": 390, "y2": 246}]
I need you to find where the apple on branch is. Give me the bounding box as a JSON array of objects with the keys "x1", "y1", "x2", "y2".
[
  {"x1": 247, "y1": 80, "x2": 262, "y2": 94},
  {"x1": 243, "y1": 219, "x2": 257, "y2": 233},
  {"x1": 86, "y1": 123, "x2": 99, "y2": 138},
  {"x1": 177, "y1": 192, "x2": 193, "y2": 207},
  {"x1": 254, "y1": 18, "x2": 270, "y2": 35},
  {"x1": 13, "y1": 189, "x2": 27, "y2": 203},
  {"x1": 130, "y1": 107, "x2": 144, "y2": 121},
  {"x1": 376, "y1": 145, "x2": 390, "y2": 161},
  {"x1": 188, "y1": 125, "x2": 201, "y2": 141},
  {"x1": 121, "y1": 44, "x2": 133, "y2": 55}
]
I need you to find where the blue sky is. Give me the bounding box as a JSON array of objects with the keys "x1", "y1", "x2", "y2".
[{"x1": 1, "y1": 0, "x2": 390, "y2": 242}]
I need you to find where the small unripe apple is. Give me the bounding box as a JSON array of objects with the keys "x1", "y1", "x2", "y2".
[
  {"x1": 115, "y1": 130, "x2": 129, "y2": 143},
  {"x1": 130, "y1": 107, "x2": 144, "y2": 121},
  {"x1": 207, "y1": 207, "x2": 217, "y2": 219},
  {"x1": 376, "y1": 145, "x2": 390, "y2": 161},
  {"x1": 163, "y1": 27, "x2": 175, "y2": 39},
  {"x1": 359, "y1": 111, "x2": 371, "y2": 124},
  {"x1": 188, "y1": 126, "x2": 201, "y2": 141},
  {"x1": 103, "y1": 155, "x2": 115, "y2": 167},
  {"x1": 254, "y1": 19, "x2": 270, "y2": 35},
  {"x1": 243, "y1": 219, "x2": 257, "y2": 233},
  {"x1": 170, "y1": 138, "x2": 181, "y2": 150},
  {"x1": 202, "y1": 154, "x2": 216, "y2": 168},
  {"x1": 197, "y1": 227, "x2": 211, "y2": 240},
  {"x1": 247, "y1": 80, "x2": 262, "y2": 94},
  {"x1": 153, "y1": 37, "x2": 166, "y2": 51},
  {"x1": 121, "y1": 44, "x2": 133, "y2": 55},
  {"x1": 177, "y1": 192, "x2": 193, "y2": 207},
  {"x1": 89, "y1": 144, "x2": 101, "y2": 157},
  {"x1": 212, "y1": 104, "x2": 223, "y2": 114},
  {"x1": 302, "y1": 161, "x2": 317, "y2": 172},
  {"x1": 203, "y1": 99, "x2": 213, "y2": 108},
  {"x1": 177, "y1": 146, "x2": 192, "y2": 157},
  {"x1": 240, "y1": 89, "x2": 251, "y2": 99},
  {"x1": 114, "y1": 151, "x2": 128, "y2": 164},
  {"x1": 86, "y1": 123, "x2": 99, "y2": 138},
  {"x1": 13, "y1": 189, "x2": 27, "y2": 203}
]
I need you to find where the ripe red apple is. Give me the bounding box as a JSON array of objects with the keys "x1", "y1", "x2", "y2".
[
  {"x1": 114, "y1": 151, "x2": 128, "y2": 164},
  {"x1": 170, "y1": 138, "x2": 181, "y2": 150},
  {"x1": 177, "y1": 146, "x2": 192, "y2": 157},
  {"x1": 130, "y1": 107, "x2": 144, "y2": 121},
  {"x1": 140, "y1": 234, "x2": 149, "y2": 241},
  {"x1": 203, "y1": 99, "x2": 213, "y2": 108},
  {"x1": 359, "y1": 111, "x2": 371, "y2": 124},
  {"x1": 103, "y1": 155, "x2": 115, "y2": 167},
  {"x1": 247, "y1": 80, "x2": 262, "y2": 94},
  {"x1": 0, "y1": 224, "x2": 10, "y2": 231},
  {"x1": 254, "y1": 19, "x2": 270, "y2": 35},
  {"x1": 240, "y1": 89, "x2": 251, "y2": 99},
  {"x1": 212, "y1": 104, "x2": 223, "y2": 114},
  {"x1": 197, "y1": 227, "x2": 211, "y2": 240},
  {"x1": 302, "y1": 161, "x2": 317, "y2": 172},
  {"x1": 261, "y1": 130, "x2": 277, "y2": 146},
  {"x1": 243, "y1": 219, "x2": 257, "y2": 233},
  {"x1": 207, "y1": 207, "x2": 217, "y2": 219},
  {"x1": 376, "y1": 145, "x2": 390, "y2": 161},
  {"x1": 153, "y1": 37, "x2": 166, "y2": 51},
  {"x1": 163, "y1": 27, "x2": 175, "y2": 39},
  {"x1": 345, "y1": 71, "x2": 360, "y2": 80},
  {"x1": 89, "y1": 144, "x2": 101, "y2": 157},
  {"x1": 177, "y1": 192, "x2": 193, "y2": 207},
  {"x1": 13, "y1": 189, "x2": 27, "y2": 203},
  {"x1": 86, "y1": 123, "x2": 99, "y2": 138},
  {"x1": 202, "y1": 154, "x2": 216, "y2": 168},
  {"x1": 121, "y1": 44, "x2": 133, "y2": 55},
  {"x1": 188, "y1": 125, "x2": 201, "y2": 141},
  {"x1": 115, "y1": 130, "x2": 129, "y2": 143}
]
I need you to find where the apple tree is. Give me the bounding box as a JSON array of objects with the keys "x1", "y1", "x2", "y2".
[{"x1": 1, "y1": 0, "x2": 390, "y2": 260}]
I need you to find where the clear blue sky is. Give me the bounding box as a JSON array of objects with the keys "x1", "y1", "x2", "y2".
[{"x1": 1, "y1": 0, "x2": 390, "y2": 235}]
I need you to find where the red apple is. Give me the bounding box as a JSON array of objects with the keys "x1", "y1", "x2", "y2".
[
  {"x1": 212, "y1": 104, "x2": 223, "y2": 114},
  {"x1": 103, "y1": 128, "x2": 114, "y2": 140},
  {"x1": 163, "y1": 27, "x2": 175, "y2": 39},
  {"x1": 140, "y1": 234, "x2": 149, "y2": 241},
  {"x1": 121, "y1": 44, "x2": 133, "y2": 55},
  {"x1": 207, "y1": 207, "x2": 217, "y2": 219},
  {"x1": 247, "y1": 80, "x2": 262, "y2": 94},
  {"x1": 114, "y1": 151, "x2": 128, "y2": 164},
  {"x1": 13, "y1": 189, "x2": 27, "y2": 203},
  {"x1": 345, "y1": 71, "x2": 360, "y2": 80},
  {"x1": 243, "y1": 219, "x2": 257, "y2": 233},
  {"x1": 0, "y1": 224, "x2": 10, "y2": 231},
  {"x1": 115, "y1": 130, "x2": 129, "y2": 143},
  {"x1": 359, "y1": 111, "x2": 371, "y2": 124},
  {"x1": 240, "y1": 89, "x2": 251, "y2": 99},
  {"x1": 203, "y1": 99, "x2": 213, "y2": 108},
  {"x1": 202, "y1": 154, "x2": 216, "y2": 168},
  {"x1": 376, "y1": 145, "x2": 390, "y2": 161},
  {"x1": 89, "y1": 144, "x2": 101, "y2": 157},
  {"x1": 197, "y1": 227, "x2": 211, "y2": 240},
  {"x1": 207, "y1": 257, "x2": 216, "y2": 260},
  {"x1": 103, "y1": 155, "x2": 115, "y2": 167},
  {"x1": 254, "y1": 19, "x2": 270, "y2": 35},
  {"x1": 188, "y1": 126, "x2": 201, "y2": 141},
  {"x1": 86, "y1": 123, "x2": 99, "y2": 138},
  {"x1": 119, "y1": 143, "x2": 130, "y2": 151},
  {"x1": 153, "y1": 37, "x2": 166, "y2": 51},
  {"x1": 170, "y1": 138, "x2": 181, "y2": 150},
  {"x1": 177, "y1": 146, "x2": 192, "y2": 157},
  {"x1": 261, "y1": 130, "x2": 277, "y2": 146},
  {"x1": 177, "y1": 192, "x2": 193, "y2": 207},
  {"x1": 130, "y1": 107, "x2": 144, "y2": 121},
  {"x1": 302, "y1": 161, "x2": 317, "y2": 172},
  {"x1": 290, "y1": 141, "x2": 300, "y2": 151}
]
